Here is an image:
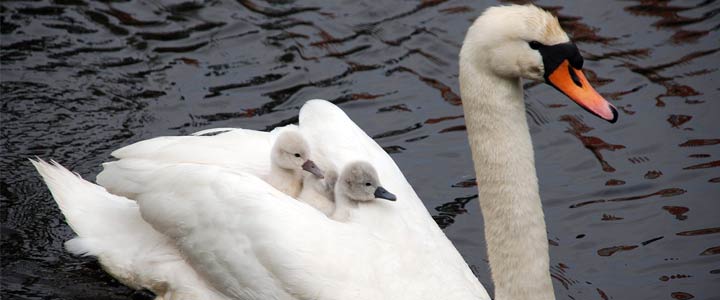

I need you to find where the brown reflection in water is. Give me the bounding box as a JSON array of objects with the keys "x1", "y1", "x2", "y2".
[
  {"x1": 550, "y1": 262, "x2": 577, "y2": 290},
  {"x1": 425, "y1": 115, "x2": 464, "y2": 124},
  {"x1": 709, "y1": 177, "x2": 720, "y2": 183},
  {"x1": 570, "y1": 187, "x2": 686, "y2": 208},
  {"x1": 679, "y1": 139, "x2": 720, "y2": 147},
  {"x1": 597, "y1": 245, "x2": 638, "y2": 256},
  {"x1": 676, "y1": 227, "x2": 720, "y2": 236},
  {"x1": 625, "y1": 0, "x2": 718, "y2": 30},
  {"x1": 378, "y1": 104, "x2": 412, "y2": 113},
  {"x1": 439, "y1": 125, "x2": 466, "y2": 133},
  {"x1": 644, "y1": 170, "x2": 663, "y2": 179},
  {"x1": 660, "y1": 274, "x2": 692, "y2": 282},
  {"x1": 700, "y1": 246, "x2": 720, "y2": 256},
  {"x1": 439, "y1": 6, "x2": 473, "y2": 14},
  {"x1": 621, "y1": 48, "x2": 717, "y2": 106},
  {"x1": 683, "y1": 160, "x2": 720, "y2": 170},
  {"x1": 604, "y1": 84, "x2": 646, "y2": 101},
  {"x1": 605, "y1": 179, "x2": 626, "y2": 186},
  {"x1": 671, "y1": 30, "x2": 709, "y2": 44},
  {"x1": 596, "y1": 288, "x2": 610, "y2": 300},
  {"x1": 671, "y1": 291, "x2": 695, "y2": 300},
  {"x1": 386, "y1": 67, "x2": 461, "y2": 105},
  {"x1": 667, "y1": 114, "x2": 692, "y2": 128},
  {"x1": 662, "y1": 206, "x2": 689, "y2": 220},
  {"x1": 559, "y1": 115, "x2": 626, "y2": 172},
  {"x1": 546, "y1": 103, "x2": 567, "y2": 108},
  {"x1": 451, "y1": 178, "x2": 476, "y2": 188}
]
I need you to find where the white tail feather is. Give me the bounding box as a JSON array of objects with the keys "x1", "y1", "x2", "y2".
[{"x1": 30, "y1": 158, "x2": 224, "y2": 299}]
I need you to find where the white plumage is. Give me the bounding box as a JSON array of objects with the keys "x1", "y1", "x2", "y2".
[{"x1": 31, "y1": 159, "x2": 225, "y2": 300}]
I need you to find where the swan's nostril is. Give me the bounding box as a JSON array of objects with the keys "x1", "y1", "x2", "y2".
[{"x1": 569, "y1": 64, "x2": 582, "y2": 88}]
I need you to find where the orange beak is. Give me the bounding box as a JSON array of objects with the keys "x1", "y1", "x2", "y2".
[{"x1": 547, "y1": 60, "x2": 618, "y2": 123}]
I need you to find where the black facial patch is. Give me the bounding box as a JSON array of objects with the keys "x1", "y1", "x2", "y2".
[{"x1": 533, "y1": 42, "x2": 584, "y2": 80}]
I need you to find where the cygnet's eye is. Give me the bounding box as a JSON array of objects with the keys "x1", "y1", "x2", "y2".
[
  {"x1": 365, "y1": 182, "x2": 372, "y2": 186},
  {"x1": 528, "y1": 41, "x2": 542, "y2": 50},
  {"x1": 294, "y1": 153, "x2": 301, "y2": 158}
]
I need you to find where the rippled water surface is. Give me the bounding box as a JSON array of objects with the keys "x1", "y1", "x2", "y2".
[{"x1": 2, "y1": 0, "x2": 719, "y2": 299}]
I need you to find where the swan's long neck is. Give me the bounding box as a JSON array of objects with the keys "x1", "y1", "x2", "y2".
[{"x1": 459, "y1": 55, "x2": 555, "y2": 299}]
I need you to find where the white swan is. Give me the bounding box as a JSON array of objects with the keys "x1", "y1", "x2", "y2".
[
  {"x1": 97, "y1": 126, "x2": 323, "y2": 199},
  {"x1": 31, "y1": 4, "x2": 618, "y2": 300}
]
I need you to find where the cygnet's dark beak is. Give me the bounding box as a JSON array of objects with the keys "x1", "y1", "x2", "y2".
[
  {"x1": 302, "y1": 160, "x2": 324, "y2": 178},
  {"x1": 374, "y1": 186, "x2": 396, "y2": 201}
]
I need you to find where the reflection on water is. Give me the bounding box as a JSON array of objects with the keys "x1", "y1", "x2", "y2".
[{"x1": 1, "y1": 0, "x2": 718, "y2": 299}]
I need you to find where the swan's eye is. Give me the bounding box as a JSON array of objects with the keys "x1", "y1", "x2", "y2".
[
  {"x1": 529, "y1": 41, "x2": 542, "y2": 50},
  {"x1": 294, "y1": 153, "x2": 301, "y2": 158},
  {"x1": 365, "y1": 182, "x2": 372, "y2": 186}
]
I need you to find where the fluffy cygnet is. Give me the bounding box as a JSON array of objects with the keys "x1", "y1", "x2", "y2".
[
  {"x1": 330, "y1": 161, "x2": 396, "y2": 222},
  {"x1": 266, "y1": 129, "x2": 324, "y2": 198}
]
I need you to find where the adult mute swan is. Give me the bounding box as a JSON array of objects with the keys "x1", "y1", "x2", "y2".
[{"x1": 31, "y1": 4, "x2": 618, "y2": 300}]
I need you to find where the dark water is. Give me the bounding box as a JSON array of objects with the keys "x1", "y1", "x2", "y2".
[{"x1": 1, "y1": 0, "x2": 719, "y2": 299}]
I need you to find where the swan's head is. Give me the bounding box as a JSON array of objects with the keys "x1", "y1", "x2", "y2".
[
  {"x1": 461, "y1": 4, "x2": 617, "y2": 123},
  {"x1": 337, "y1": 161, "x2": 396, "y2": 202},
  {"x1": 272, "y1": 129, "x2": 324, "y2": 178}
]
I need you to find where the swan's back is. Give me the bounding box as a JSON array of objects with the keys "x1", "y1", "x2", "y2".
[{"x1": 299, "y1": 100, "x2": 489, "y2": 298}]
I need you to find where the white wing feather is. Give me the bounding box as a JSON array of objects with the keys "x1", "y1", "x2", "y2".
[{"x1": 97, "y1": 127, "x2": 286, "y2": 198}]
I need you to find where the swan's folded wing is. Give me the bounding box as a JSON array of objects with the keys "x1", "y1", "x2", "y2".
[
  {"x1": 97, "y1": 128, "x2": 277, "y2": 197},
  {"x1": 136, "y1": 164, "x2": 422, "y2": 300},
  {"x1": 30, "y1": 159, "x2": 223, "y2": 299},
  {"x1": 109, "y1": 128, "x2": 274, "y2": 163}
]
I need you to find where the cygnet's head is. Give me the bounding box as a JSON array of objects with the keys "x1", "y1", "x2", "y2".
[
  {"x1": 460, "y1": 4, "x2": 617, "y2": 123},
  {"x1": 271, "y1": 129, "x2": 323, "y2": 178},
  {"x1": 337, "y1": 161, "x2": 396, "y2": 202}
]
